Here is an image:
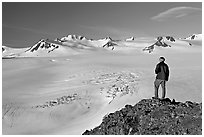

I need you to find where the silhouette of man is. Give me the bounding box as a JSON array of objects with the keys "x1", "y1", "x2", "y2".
[{"x1": 154, "y1": 57, "x2": 169, "y2": 99}]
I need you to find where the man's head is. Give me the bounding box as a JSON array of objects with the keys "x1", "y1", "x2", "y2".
[{"x1": 159, "y1": 56, "x2": 165, "y2": 62}]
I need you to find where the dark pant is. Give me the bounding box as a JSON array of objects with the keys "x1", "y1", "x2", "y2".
[{"x1": 154, "y1": 79, "x2": 166, "y2": 99}]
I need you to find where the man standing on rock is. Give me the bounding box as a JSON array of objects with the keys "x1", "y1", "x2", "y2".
[{"x1": 154, "y1": 57, "x2": 169, "y2": 99}]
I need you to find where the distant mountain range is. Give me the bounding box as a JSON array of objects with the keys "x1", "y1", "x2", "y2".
[
  {"x1": 143, "y1": 34, "x2": 202, "y2": 53},
  {"x1": 2, "y1": 34, "x2": 202, "y2": 58}
]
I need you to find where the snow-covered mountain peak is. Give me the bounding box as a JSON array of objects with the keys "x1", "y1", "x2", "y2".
[
  {"x1": 60, "y1": 34, "x2": 88, "y2": 42},
  {"x1": 104, "y1": 37, "x2": 112, "y2": 41},
  {"x1": 26, "y1": 39, "x2": 61, "y2": 53},
  {"x1": 126, "y1": 37, "x2": 135, "y2": 41},
  {"x1": 184, "y1": 34, "x2": 202, "y2": 40},
  {"x1": 143, "y1": 36, "x2": 173, "y2": 53}
]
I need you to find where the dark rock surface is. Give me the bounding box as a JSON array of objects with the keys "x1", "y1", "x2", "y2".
[
  {"x1": 2, "y1": 47, "x2": 5, "y2": 52},
  {"x1": 82, "y1": 98, "x2": 202, "y2": 135}
]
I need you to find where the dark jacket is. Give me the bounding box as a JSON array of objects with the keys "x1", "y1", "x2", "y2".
[{"x1": 155, "y1": 61, "x2": 169, "y2": 81}]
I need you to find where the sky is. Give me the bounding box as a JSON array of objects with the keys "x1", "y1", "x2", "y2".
[{"x1": 2, "y1": 2, "x2": 202, "y2": 48}]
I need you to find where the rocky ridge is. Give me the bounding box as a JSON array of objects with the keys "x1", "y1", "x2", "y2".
[{"x1": 83, "y1": 98, "x2": 202, "y2": 135}]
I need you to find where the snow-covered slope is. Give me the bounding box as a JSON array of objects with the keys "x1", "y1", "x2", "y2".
[{"x1": 2, "y1": 46, "x2": 29, "y2": 58}]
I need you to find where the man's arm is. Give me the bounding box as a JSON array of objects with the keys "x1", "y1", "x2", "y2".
[
  {"x1": 155, "y1": 64, "x2": 160, "y2": 74},
  {"x1": 166, "y1": 65, "x2": 169, "y2": 78}
]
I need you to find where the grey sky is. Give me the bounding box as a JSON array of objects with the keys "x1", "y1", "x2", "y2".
[{"x1": 2, "y1": 2, "x2": 202, "y2": 48}]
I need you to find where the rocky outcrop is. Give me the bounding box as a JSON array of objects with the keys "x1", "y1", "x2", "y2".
[
  {"x1": 166, "y1": 36, "x2": 176, "y2": 42},
  {"x1": 2, "y1": 47, "x2": 5, "y2": 52},
  {"x1": 83, "y1": 98, "x2": 202, "y2": 135}
]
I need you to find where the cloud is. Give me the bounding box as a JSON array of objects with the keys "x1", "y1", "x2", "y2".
[{"x1": 151, "y1": 6, "x2": 201, "y2": 21}]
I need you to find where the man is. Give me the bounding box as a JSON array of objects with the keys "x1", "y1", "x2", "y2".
[{"x1": 154, "y1": 57, "x2": 169, "y2": 99}]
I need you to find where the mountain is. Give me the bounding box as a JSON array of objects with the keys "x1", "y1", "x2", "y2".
[
  {"x1": 60, "y1": 34, "x2": 88, "y2": 42},
  {"x1": 180, "y1": 34, "x2": 202, "y2": 46},
  {"x1": 143, "y1": 36, "x2": 173, "y2": 53},
  {"x1": 83, "y1": 98, "x2": 202, "y2": 135},
  {"x1": 165, "y1": 36, "x2": 176, "y2": 42},
  {"x1": 20, "y1": 38, "x2": 91, "y2": 57},
  {"x1": 25, "y1": 39, "x2": 61, "y2": 53},
  {"x1": 87, "y1": 37, "x2": 112, "y2": 48},
  {"x1": 1, "y1": 35, "x2": 112, "y2": 58},
  {"x1": 125, "y1": 37, "x2": 135, "y2": 41},
  {"x1": 183, "y1": 34, "x2": 202, "y2": 41},
  {"x1": 102, "y1": 41, "x2": 118, "y2": 50}
]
